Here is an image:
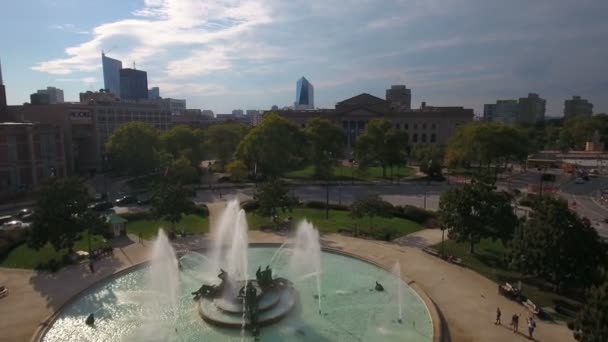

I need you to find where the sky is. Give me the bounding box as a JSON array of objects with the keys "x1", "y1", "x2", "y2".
[{"x1": 1, "y1": 0, "x2": 607, "y2": 115}]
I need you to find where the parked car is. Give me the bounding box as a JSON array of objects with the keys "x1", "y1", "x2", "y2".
[
  {"x1": 115, "y1": 195, "x2": 137, "y2": 206},
  {"x1": 89, "y1": 201, "x2": 114, "y2": 211},
  {"x1": 93, "y1": 193, "x2": 107, "y2": 201},
  {"x1": 1, "y1": 220, "x2": 26, "y2": 230},
  {"x1": 575, "y1": 178, "x2": 585, "y2": 184}
]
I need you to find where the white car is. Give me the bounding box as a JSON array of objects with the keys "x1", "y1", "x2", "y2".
[
  {"x1": 574, "y1": 178, "x2": 585, "y2": 184},
  {"x1": 1, "y1": 220, "x2": 25, "y2": 230}
]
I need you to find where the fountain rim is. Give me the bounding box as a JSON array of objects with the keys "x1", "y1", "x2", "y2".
[{"x1": 32, "y1": 243, "x2": 443, "y2": 342}]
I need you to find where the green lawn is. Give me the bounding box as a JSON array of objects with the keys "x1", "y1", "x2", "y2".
[
  {"x1": 248, "y1": 208, "x2": 423, "y2": 236},
  {"x1": 126, "y1": 214, "x2": 209, "y2": 239},
  {"x1": 434, "y1": 238, "x2": 581, "y2": 316},
  {"x1": 286, "y1": 165, "x2": 415, "y2": 181},
  {"x1": 1, "y1": 231, "x2": 108, "y2": 269}
]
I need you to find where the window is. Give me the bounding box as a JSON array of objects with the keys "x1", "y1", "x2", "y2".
[
  {"x1": 422, "y1": 134, "x2": 427, "y2": 143},
  {"x1": 431, "y1": 123, "x2": 436, "y2": 130},
  {"x1": 414, "y1": 123, "x2": 418, "y2": 129},
  {"x1": 422, "y1": 123, "x2": 427, "y2": 130},
  {"x1": 342, "y1": 121, "x2": 348, "y2": 129},
  {"x1": 396, "y1": 123, "x2": 400, "y2": 129},
  {"x1": 405, "y1": 123, "x2": 409, "y2": 129},
  {"x1": 431, "y1": 134, "x2": 436, "y2": 143},
  {"x1": 413, "y1": 134, "x2": 418, "y2": 143}
]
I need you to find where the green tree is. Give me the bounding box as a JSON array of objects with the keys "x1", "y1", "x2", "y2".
[
  {"x1": 304, "y1": 118, "x2": 346, "y2": 179},
  {"x1": 29, "y1": 177, "x2": 96, "y2": 252},
  {"x1": 510, "y1": 197, "x2": 607, "y2": 291},
  {"x1": 226, "y1": 159, "x2": 248, "y2": 182},
  {"x1": 355, "y1": 119, "x2": 408, "y2": 178},
  {"x1": 445, "y1": 122, "x2": 528, "y2": 177},
  {"x1": 168, "y1": 155, "x2": 198, "y2": 184},
  {"x1": 438, "y1": 179, "x2": 517, "y2": 253},
  {"x1": 206, "y1": 123, "x2": 249, "y2": 171},
  {"x1": 571, "y1": 280, "x2": 608, "y2": 342},
  {"x1": 349, "y1": 194, "x2": 393, "y2": 230},
  {"x1": 151, "y1": 182, "x2": 195, "y2": 232},
  {"x1": 236, "y1": 113, "x2": 307, "y2": 179},
  {"x1": 105, "y1": 122, "x2": 161, "y2": 175},
  {"x1": 161, "y1": 125, "x2": 204, "y2": 166},
  {"x1": 253, "y1": 180, "x2": 298, "y2": 218}
]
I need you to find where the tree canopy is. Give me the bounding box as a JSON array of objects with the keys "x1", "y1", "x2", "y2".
[
  {"x1": 445, "y1": 122, "x2": 528, "y2": 172},
  {"x1": 105, "y1": 122, "x2": 161, "y2": 175},
  {"x1": 29, "y1": 177, "x2": 97, "y2": 252},
  {"x1": 304, "y1": 118, "x2": 346, "y2": 179},
  {"x1": 355, "y1": 119, "x2": 409, "y2": 177},
  {"x1": 510, "y1": 197, "x2": 608, "y2": 290},
  {"x1": 253, "y1": 180, "x2": 298, "y2": 218},
  {"x1": 438, "y1": 179, "x2": 517, "y2": 253},
  {"x1": 571, "y1": 279, "x2": 608, "y2": 342},
  {"x1": 161, "y1": 125, "x2": 204, "y2": 166},
  {"x1": 236, "y1": 113, "x2": 307, "y2": 179},
  {"x1": 151, "y1": 182, "x2": 195, "y2": 230},
  {"x1": 206, "y1": 122, "x2": 249, "y2": 170}
]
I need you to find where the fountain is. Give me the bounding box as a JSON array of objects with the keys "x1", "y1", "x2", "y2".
[
  {"x1": 290, "y1": 220, "x2": 322, "y2": 314},
  {"x1": 41, "y1": 199, "x2": 434, "y2": 342},
  {"x1": 393, "y1": 262, "x2": 403, "y2": 323}
]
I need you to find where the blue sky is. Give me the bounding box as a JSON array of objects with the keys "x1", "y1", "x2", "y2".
[{"x1": 1, "y1": 0, "x2": 607, "y2": 115}]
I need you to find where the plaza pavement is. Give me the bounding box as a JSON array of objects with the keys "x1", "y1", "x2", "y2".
[{"x1": 0, "y1": 203, "x2": 574, "y2": 342}]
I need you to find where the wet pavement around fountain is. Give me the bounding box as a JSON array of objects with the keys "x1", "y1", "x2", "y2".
[{"x1": 0, "y1": 202, "x2": 575, "y2": 342}]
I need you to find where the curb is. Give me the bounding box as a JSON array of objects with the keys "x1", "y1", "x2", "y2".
[{"x1": 32, "y1": 243, "x2": 444, "y2": 342}]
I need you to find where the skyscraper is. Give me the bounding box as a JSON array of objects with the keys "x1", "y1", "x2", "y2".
[
  {"x1": 102, "y1": 53, "x2": 122, "y2": 97},
  {"x1": 36, "y1": 87, "x2": 64, "y2": 104},
  {"x1": 0, "y1": 58, "x2": 7, "y2": 112},
  {"x1": 120, "y1": 68, "x2": 148, "y2": 100},
  {"x1": 148, "y1": 87, "x2": 160, "y2": 99},
  {"x1": 295, "y1": 77, "x2": 314, "y2": 110},
  {"x1": 564, "y1": 96, "x2": 593, "y2": 118},
  {"x1": 518, "y1": 93, "x2": 545, "y2": 123},
  {"x1": 386, "y1": 85, "x2": 411, "y2": 110}
]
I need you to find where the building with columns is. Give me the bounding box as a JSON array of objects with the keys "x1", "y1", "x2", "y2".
[{"x1": 273, "y1": 93, "x2": 473, "y2": 153}]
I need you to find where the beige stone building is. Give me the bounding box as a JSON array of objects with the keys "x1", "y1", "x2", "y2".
[{"x1": 273, "y1": 93, "x2": 473, "y2": 154}]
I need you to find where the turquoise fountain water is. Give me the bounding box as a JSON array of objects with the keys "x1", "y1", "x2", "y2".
[{"x1": 40, "y1": 201, "x2": 433, "y2": 342}]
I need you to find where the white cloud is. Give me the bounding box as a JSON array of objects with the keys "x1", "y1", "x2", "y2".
[{"x1": 32, "y1": 0, "x2": 272, "y2": 76}]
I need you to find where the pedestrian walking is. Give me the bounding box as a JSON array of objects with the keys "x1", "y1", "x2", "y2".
[
  {"x1": 511, "y1": 313, "x2": 519, "y2": 332},
  {"x1": 495, "y1": 307, "x2": 502, "y2": 325},
  {"x1": 138, "y1": 232, "x2": 143, "y2": 244},
  {"x1": 527, "y1": 316, "x2": 536, "y2": 339}
]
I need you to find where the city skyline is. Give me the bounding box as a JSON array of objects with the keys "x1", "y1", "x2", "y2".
[{"x1": 0, "y1": 0, "x2": 607, "y2": 114}]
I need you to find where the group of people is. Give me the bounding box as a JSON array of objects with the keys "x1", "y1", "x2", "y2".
[{"x1": 495, "y1": 307, "x2": 537, "y2": 340}]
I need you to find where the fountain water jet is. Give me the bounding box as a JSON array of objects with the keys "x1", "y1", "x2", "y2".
[
  {"x1": 148, "y1": 229, "x2": 179, "y2": 322},
  {"x1": 290, "y1": 220, "x2": 322, "y2": 314},
  {"x1": 207, "y1": 199, "x2": 241, "y2": 279},
  {"x1": 392, "y1": 262, "x2": 403, "y2": 323}
]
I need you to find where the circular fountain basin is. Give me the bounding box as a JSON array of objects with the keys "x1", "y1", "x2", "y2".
[{"x1": 39, "y1": 247, "x2": 434, "y2": 342}]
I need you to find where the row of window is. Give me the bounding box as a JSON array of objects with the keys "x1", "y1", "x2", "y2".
[
  {"x1": 412, "y1": 133, "x2": 436, "y2": 143},
  {"x1": 396, "y1": 123, "x2": 436, "y2": 130}
]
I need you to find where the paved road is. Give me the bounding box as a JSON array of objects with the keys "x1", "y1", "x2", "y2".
[
  {"x1": 193, "y1": 182, "x2": 448, "y2": 211},
  {"x1": 560, "y1": 177, "x2": 608, "y2": 238}
]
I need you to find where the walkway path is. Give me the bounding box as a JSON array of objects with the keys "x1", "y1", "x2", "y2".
[{"x1": 0, "y1": 209, "x2": 575, "y2": 342}]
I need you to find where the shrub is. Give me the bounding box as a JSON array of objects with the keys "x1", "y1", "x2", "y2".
[
  {"x1": 120, "y1": 212, "x2": 154, "y2": 221},
  {"x1": 241, "y1": 200, "x2": 259, "y2": 212},
  {"x1": 392, "y1": 205, "x2": 436, "y2": 224},
  {"x1": 0, "y1": 228, "x2": 30, "y2": 259},
  {"x1": 192, "y1": 204, "x2": 209, "y2": 217},
  {"x1": 304, "y1": 201, "x2": 349, "y2": 211}
]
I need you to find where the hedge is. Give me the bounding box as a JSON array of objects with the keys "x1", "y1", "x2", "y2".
[
  {"x1": 392, "y1": 205, "x2": 436, "y2": 224},
  {"x1": 0, "y1": 228, "x2": 30, "y2": 259},
  {"x1": 304, "y1": 201, "x2": 349, "y2": 211}
]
